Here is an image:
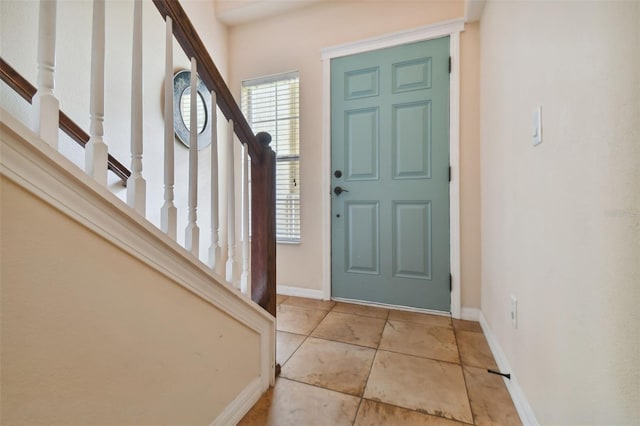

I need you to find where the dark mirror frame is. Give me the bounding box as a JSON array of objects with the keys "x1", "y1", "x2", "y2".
[{"x1": 173, "y1": 69, "x2": 212, "y2": 150}]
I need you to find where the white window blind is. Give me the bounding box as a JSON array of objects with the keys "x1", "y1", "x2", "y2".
[{"x1": 242, "y1": 72, "x2": 300, "y2": 243}]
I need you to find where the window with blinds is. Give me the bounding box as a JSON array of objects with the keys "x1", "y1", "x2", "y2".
[{"x1": 242, "y1": 72, "x2": 300, "y2": 243}]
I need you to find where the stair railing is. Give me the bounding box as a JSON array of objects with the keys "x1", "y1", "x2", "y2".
[
  {"x1": 153, "y1": 0, "x2": 276, "y2": 315},
  {"x1": 0, "y1": 58, "x2": 130, "y2": 183},
  {"x1": 2, "y1": 0, "x2": 276, "y2": 316}
]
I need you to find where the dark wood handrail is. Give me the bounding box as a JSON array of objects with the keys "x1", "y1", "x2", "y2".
[
  {"x1": 0, "y1": 57, "x2": 131, "y2": 183},
  {"x1": 152, "y1": 0, "x2": 263, "y2": 162},
  {"x1": 152, "y1": 0, "x2": 276, "y2": 316}
]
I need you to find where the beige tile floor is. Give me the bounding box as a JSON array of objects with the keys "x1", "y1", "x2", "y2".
[{"x1": 239, "y1": 296, "x2": 521, "y2": 426}]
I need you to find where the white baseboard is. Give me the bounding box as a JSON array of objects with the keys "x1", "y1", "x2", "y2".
[
  {"x1": 277, "y1": 285, "x2": 326, "y2": 300},
  {"x1": 461, "y1": 307, "x2": 480, "y2": 321},
  {"x1": 478, "y1": 312, "x2": 539, "y2": 426},
  {"x1": 211, "y1": 376, "x2": 264, "y2": 426}
]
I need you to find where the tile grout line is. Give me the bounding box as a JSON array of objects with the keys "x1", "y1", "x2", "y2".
[
  {"x1": 277, "y1": 303, "x2": 331, "y2": 371},
  {"x1": 276, "y1": 376, "x2": 363, "y2": 399},
  {"x1": 351, "y1": 308, "x2": 391, "y2": 425},
  {"x1": 307, "y1": 334, "x2": 379, "y2": 350},
  {"x1": 408, "y1": 314, "x2": 478, "y2": 425},
  {"x1": 280, "y1": 301, "x2": 374, "y2": 425},
  {"x1": 278, "y1": 300, "x2": 388, "y2": 370},
  {"x1": 373, "y1": 346, "x2": 463, "y2": 367},
  {"x1": 309, "y1": 307, "x2": 388, "y2": 349},
  {"x1": 373, "y1": 313, "x2": 462, "y2": 424},
  {"x1": 453, "y1": 322, "x2": 477, "y2": 426},
  {"x1": 277, "y1": 297, "x2": 483, "y2": 425},
  {"x1": 276, "y1": 332, "x2": 307, "y2": 367},
  {"x1": 357, "y1": 312, "x2": 475, "y2": 425},
  {"x1": 380, "y1": 314, "x2": 463, "y2": 366}
]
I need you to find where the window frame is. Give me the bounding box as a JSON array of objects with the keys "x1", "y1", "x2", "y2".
[{"x1": 241, "y1": 71, "x2": 301, "y2": 244}]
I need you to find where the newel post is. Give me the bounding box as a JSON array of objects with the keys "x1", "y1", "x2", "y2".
[{"x1": 250, "y1": 132, "x2": 277, "y2": 317}]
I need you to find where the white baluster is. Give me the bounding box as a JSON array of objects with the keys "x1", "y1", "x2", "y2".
[
  {"x1": 160, "y1": 16, "x2": 177, "y2": 239},
  {"x1": 208, "y1": 90, "x2": 221, "y2": 269},
  {"x1": 240, "y1": 143, "x2": 250, "y2": 295},
  {"x1": 127, "y1": 0, "x2": 146, "y2": 215},
  {"x1": 85, "y1": 0, "x2": 108, "y2": 185},
  {"x1": 32, "y1": 0, "x2": 59, "y2": 149},
  {"x1": 226, "y1": 120, "x2": 236, "y2": 284},
  {"x1": 185, "y1": 58, "x2": 199, "y2": 256}
]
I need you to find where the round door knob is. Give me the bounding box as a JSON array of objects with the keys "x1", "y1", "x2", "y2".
[{"x1": 334, "y1": 186, "x2": 349, "y2": 196}]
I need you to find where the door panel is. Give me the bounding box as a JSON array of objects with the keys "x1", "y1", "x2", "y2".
[
  {"x1": 393, "y1": 201, "x2": 432, "y2": 280},
  {"x1": 331, "y1": 36, "x2": 450, "y2": 311},
  {"x1": 346, "y1": 201, "x2": 380, "y2": 275},
  {"x1": 392, "y1": 101, "x2": 431, "y2": 179},
  {"x1": 345, "y1": 108, "x2": 379, "y2": 180},
  {"x1": 345, "y1": 67, "x2": 380, "y2": 99},
  {"x1": 392, "y1": 58, "x2": 432, "y2": 93}
]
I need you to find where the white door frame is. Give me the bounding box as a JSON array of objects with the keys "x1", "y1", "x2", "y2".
[{"x1": 320, "y1": 18, "x2": 465, "y2": 318}]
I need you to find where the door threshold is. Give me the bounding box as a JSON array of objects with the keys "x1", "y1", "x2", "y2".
[{"x1": 331, "y1": 296, "x2": 451, "y2": 317}]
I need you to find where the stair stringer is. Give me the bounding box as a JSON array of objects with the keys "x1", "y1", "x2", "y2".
[{"x1": 0, "y1": 109, "x2": 275, "y2": 425}]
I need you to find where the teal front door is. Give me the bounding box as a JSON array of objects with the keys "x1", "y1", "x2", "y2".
[{"x1": 331, "y1": 37, "x2": 450, "y2": 311}]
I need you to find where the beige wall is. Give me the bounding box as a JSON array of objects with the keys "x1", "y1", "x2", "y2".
[
  {"x1": 479, "y1": 1, "x2": 640, "y2": 423},
  {"x1": 459, "y1": 22, "x2": 481, "y2": 310},
  {"x1": 228, "y1": 1, "x2": 482, "y2": 308},
  {"x1": 0, "y1": 176, "x2": 261, "y2": 425},
  {"x1": 0, "y1": 0, "x2": 231, "y2": 266}
]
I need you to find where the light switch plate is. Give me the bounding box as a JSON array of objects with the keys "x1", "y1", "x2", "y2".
[{"x1": 533, "y1": 106, "x2": 542, "y2": 146}]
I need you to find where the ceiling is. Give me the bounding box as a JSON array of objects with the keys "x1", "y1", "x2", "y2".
[
  {"x1": 215, "y1": 0, "x2": 329, "y2": 26},
  {"x1": 214, "y1": 0, "x2": 484, "y2": 27}
]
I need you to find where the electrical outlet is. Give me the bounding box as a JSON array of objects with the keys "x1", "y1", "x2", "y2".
[{"x1": 510, "y1": 295, "x2": 518, "y2": 329}]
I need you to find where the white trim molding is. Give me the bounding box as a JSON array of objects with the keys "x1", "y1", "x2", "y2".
[
  {"x1": 479, "y1": 312, "x2": 540, "y2": 426},
  {"x1": 464, "y1": 0, "x2": 486, "y2": 23},
  {"x1": 321, "y1": 19, "x2": 465, "y2": 60},
  {"x1": 210, "y1": 376, "x2": 264, "y2": 426},
  {"x1": 448, "y1": 29, "x2": 462, "y2": 319},
  {"x1": 277, "y1": 285, "x2": 326, "y2": 300},
  {"x1": 321, "y1": 19, "x2": 465, "y2": 318},
  {"x1": 0, "y1": 110, "x2": 275, "y2": 423},
  {"x1": 461, "y1": 307, "x2": 480, "y2": 321}
]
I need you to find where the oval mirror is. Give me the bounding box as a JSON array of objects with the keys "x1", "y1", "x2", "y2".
[
  {"x1": 179, "y1": 87, "x2": 207, "y2": 134},
  {"x1": 172, "y1": 70, "x2": 211, "y2": 150}
]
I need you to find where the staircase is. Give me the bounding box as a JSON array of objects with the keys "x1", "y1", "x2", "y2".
[{"x1": 0, "y1": 0, "x2": 276, "y2": 424}]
